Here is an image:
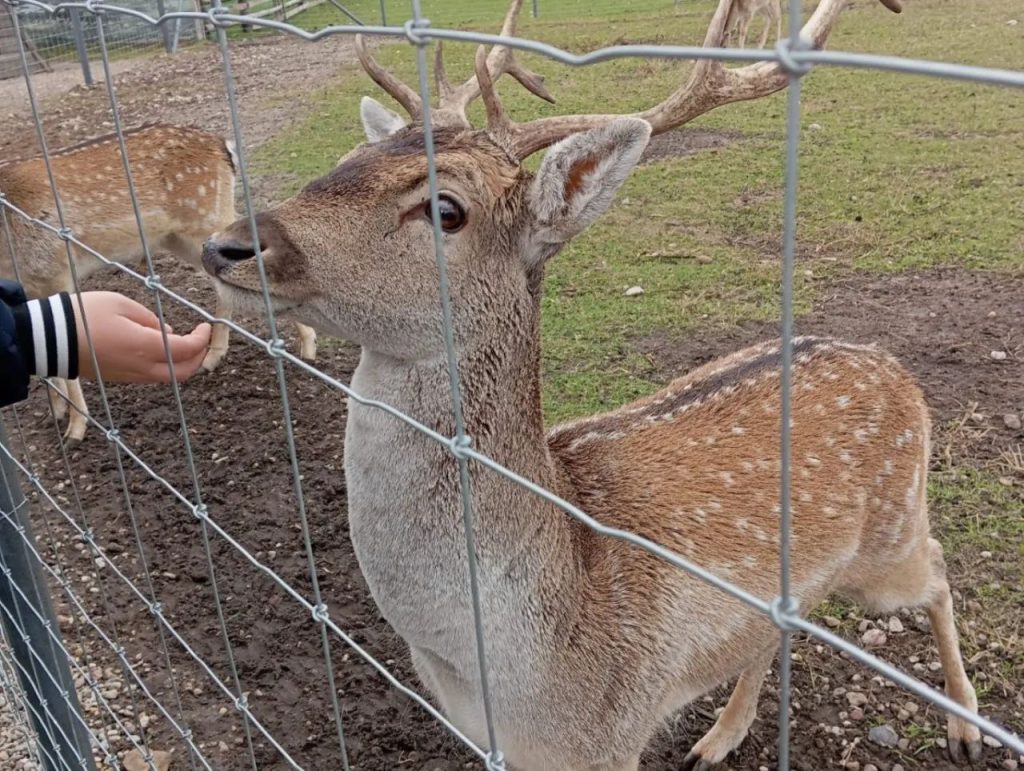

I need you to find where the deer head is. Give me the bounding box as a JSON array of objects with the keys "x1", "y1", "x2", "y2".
[{"x1": 202, "y1": 0, "x2": 901, "y2": 361}]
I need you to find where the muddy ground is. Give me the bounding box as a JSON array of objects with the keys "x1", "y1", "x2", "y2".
[{"x1": 1, "y1": 29, "x2": 1022, "y2": 771}]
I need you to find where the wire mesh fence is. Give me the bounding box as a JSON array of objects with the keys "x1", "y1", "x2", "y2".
[{"x1": 0, "y1": 0, "x2": 1022, "y2": 769}]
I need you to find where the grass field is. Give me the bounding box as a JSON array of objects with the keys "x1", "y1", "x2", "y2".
[{"x1": 254, "y1": 0, "x2": 1023, "y2": 422}]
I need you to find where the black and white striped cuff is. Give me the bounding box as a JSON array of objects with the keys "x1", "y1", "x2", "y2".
[{"x1": 11, "y1": 293, "x2": 79, "y2": 381}]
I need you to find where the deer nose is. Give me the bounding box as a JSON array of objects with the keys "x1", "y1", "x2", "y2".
[{"x1": 202, "y1": 237, "x2": 258, "y2": 275}]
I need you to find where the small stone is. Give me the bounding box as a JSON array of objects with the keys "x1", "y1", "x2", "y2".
[
  {"x1": 696, "y1": 254, "x2": 713, "y2": 264},
  {"x1": 1004, "y1": 413, "x2": 1022, "y2": 430},
  {"x1": 936, "y1": 737, "x2": 948, "y2": 749},
  {"x1": 983, "y1": 735, "x2": 1003, "y2": 748},
  {"x1": 897, "y1": 708, "x2": 909, "y2": 720},
  {"x1": 1008, "y1": 19, "x2": 1019, "y2": 25},
  {"x1": 864, "y1": 765, "x2": 878, "y2": 771},
  {"x1": 868, "y1": 724, "x2": 899, "y2": 747},
  {"x1": 887, "y1": 616, "x2": 904, "y2": 633},
  {"x1": 846, "y1": 691, "x2": 868, "y2": 707},
  {"x1": 219, "y1": 741, "x2": 230, "y2": 752},
  {"x1": 928, "y1": 661, "x2": 942, "y2": 671},
  {"x1": 1001, "y1": 759, "x2": 1018, "y2": 770},
  {"x1": 861, "y1": 628, "x2": 887, "y2": 647},
  {"x1": 990, "y1": 350, "x2": 1008, "y2": 361},
  {"x1": 808, "y1": 122, "x2": 824, "y2": 131},
  {"x1": 139, "y1": 714, "x2": 150, "y2": 729},
  {"x1": 904, "y1": 702, "x2": 918, "y2": 714},
  {"x1": 897, "y1": 738, "x2": 910, "y2": 751},
  {"x1": 849, "y1": 707, "x2": 864, "y2": 721},
  {"x1": 823, "y1": 615, "x2": 841, "y2": 628},
  {"x1": 624, "y1": 286, "x2": 645, "y2": 297},
  {"x1": 893, "y1": 765, "x2": 905, "y2": 771},
  {"x1": 981, "y1": 550, "x2": 993, "y2": 559},
  {"x1": 845, "y1": 762, "x2": 859, "y2": 771}
]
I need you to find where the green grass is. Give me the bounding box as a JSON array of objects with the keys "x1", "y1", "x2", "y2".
[{"x1": 250, "y1": 0, "x2": 1024, "y2": 421}]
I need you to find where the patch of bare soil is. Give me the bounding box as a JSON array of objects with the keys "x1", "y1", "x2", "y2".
[
  {"x1": 4, "y1": 264, "x2": 1022, "y2": 770},
  {"x1": 634, "y1": 267, "x2": 1024, "y2": 465},
  {"x1": 0, "y1": 34, "x2": 357, "y2": 202},
  {"x1": 640, "y1": 126, "x2": 747, "y2": 164}
]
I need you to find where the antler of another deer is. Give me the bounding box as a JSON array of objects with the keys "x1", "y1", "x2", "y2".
[
  {"x1": 354, "y1": 0, "x2": 554, "y2": 128},
  {"x1": 491, "y1": 0, "x2": 902, "y2": 159}
]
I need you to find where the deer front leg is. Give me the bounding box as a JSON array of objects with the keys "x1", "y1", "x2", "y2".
[
  {"x1": 736, "y1": 16, "x2": 751, "y2": 48},
  {"x1": 202, "y1": 291, "x2": 232, "y2": 372},
  {"x1": 63, "y1": 378, "x2": 88, "y2": 444},
  {"x1": 681, "y1": 647, "x2": 775, "y2": 770},
  {"x1": 47, "y1": 378, "x2": 69, "y2": 422},
  {"x1": 296, "y1": 322, "x2": 317, "y2": 361}
]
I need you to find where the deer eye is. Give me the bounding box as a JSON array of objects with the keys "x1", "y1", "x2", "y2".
[{"x1": 424, "y1": 195, "x2": 466, "y2": 233}]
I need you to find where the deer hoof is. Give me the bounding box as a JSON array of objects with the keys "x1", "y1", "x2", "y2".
[
  {"x1": 201, "y1": 348, "x2": 227, "y2": 373},
  {"x1": 947, "y1": 736, "x2": 983, "y2": 765},
  {"x1": 681, "y1": 751, "x2": 716, "y2": 771}
]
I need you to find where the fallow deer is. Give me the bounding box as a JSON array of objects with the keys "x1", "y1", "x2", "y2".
[
  {"x1": 725, "y1": 0, "x2": 783, "y2": 49},
  {"x1": 202, "y1": 1, "x2": 985, "y2": 769},
  {"x1": 0, "y1": 124, "x2": 317, "y2": 441}
]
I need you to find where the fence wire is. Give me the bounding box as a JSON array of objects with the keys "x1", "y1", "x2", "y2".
[{"x1": 0, "y1": 0, "x2": 1022, "y2": 769}]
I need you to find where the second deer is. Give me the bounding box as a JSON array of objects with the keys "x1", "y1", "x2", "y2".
[
  {"x1": 725, "y1": 0, "x2": 783, "y2": 49},
  {"x1": 0, "y1": 124, "x2": 317, "y2": 441}
]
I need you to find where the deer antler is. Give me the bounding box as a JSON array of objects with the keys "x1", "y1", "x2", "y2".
[
  {"x1": 491, "y1": 0, "x2": 902, "y2": 159},
  {"x1": 355, "y1": 0, "x2": 554, "y2": 128}
]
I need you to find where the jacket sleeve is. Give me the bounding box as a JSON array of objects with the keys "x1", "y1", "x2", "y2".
[{"x1": 1, "y1": 280, "x2": 79, "y2": 408}]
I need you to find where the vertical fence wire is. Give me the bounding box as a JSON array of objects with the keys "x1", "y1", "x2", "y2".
[
  {"x1": 774, "y1": 1, "x2": 808, "y2": 767},
  {"x1": 2, "y1": 1, "x2": 1024, "y2": 769},
  {"x1": 209, "y1": 0, "x2": 352, "y2": 765},
  {"x1": 408, "y1": 1, "x2": 504, "y2": 767}
]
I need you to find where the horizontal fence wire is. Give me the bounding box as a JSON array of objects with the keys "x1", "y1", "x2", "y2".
[{"x1": 1, "y1": 0, "x2": 1023, "y2": 769}]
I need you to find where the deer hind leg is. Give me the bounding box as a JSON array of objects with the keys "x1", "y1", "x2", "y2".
[
  {"x1": 757, "y1": 14, "x2": 772, "y2": 49},
  {"x1": 681, "y1": 646, "x2": 775, "y2": 770},
  {"x1": 845, "y1": 536, "x2": 981, "y2": 765},
  {"x1": 924, "y1": 538, "x2": 982, "y2": 764},
  {"x1": 296, "y1": 322, "x2": 317, "y2": 361},
  {"x1": 63, "y1": 378, "x2": 88, "y2": 443},
  {"x1": 737, "y1": 16, "x2": 751, "y2": 48}
]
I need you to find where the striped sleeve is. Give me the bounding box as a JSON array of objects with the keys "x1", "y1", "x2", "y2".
[{"x1": 10, "y1": 293, "x2": 78, "y2": 380}]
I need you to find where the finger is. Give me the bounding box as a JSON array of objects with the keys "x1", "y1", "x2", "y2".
[
  {"x1": 147, "y1": 345, "x2": 208, "y2": 383},
  {"x1": 141, "y1": 323, "x2": 212, "y2": 363},
  {"x1": 117, "y1": 296, "x2": 162, "y2": 330}
]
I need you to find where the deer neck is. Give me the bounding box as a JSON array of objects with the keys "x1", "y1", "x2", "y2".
[{"x1": 344, "y1": 285, "x2": 580, "y2": 662}]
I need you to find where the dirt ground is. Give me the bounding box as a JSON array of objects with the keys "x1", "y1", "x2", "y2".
[{"x1": 1, "y1": 30, "x2": 1022, "y2": 771}]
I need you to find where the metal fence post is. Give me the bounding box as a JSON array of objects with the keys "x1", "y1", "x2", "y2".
[
  {"x1": 378, "y1": 0, "x2": 387, "y2": 25},
  {"x1": 531, "y1": 0, "x2": 537, "y2": 18},
  {"x1": 155, "y1": 0, "x2": 173, "y2": 52},
  {"x1": 0, "y1": 418, "x2": 97, "y2": 771},
  {"x1": 68, "y1": 9, "x2": 93, "y2": 86}
]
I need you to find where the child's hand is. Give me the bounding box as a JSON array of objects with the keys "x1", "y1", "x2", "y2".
[{"x1": 72, "y1": 292, "x2": 212, "y2": 383}]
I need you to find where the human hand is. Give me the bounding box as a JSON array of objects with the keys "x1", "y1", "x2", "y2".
[{"x1": 71, "y1": 292, "x2": 212, "y2": 383}]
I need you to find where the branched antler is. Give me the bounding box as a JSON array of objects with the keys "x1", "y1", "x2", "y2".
[
  {"x1": 354, "y1": 0, "x2": 553, "y2": 128},
  {"x1": 355, "y1": 0, "x2": 902, "y2": 155}
]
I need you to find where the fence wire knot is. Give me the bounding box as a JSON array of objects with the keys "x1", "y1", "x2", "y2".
[
  {"x1": 207, "y1": 6, "x2": 229, "y2": 26},
  {"x1": 57, "y1": 226, "x2": 73, "y2": 242},
  {"x1": 266, "y1": 337, "x2": 286, "y2": 358},
  {"x1": 104, "y1": 427, "x2": 120, "y2": 443},
  {"x1": 769, "y1": 595, "x2": 800, "y2": 631},
  {"x1": 150, "y1": 601, "x2": 163, "y2": 618},
  {"x1": 449, "y1": 433, "x2": 473, "y2": 460},
  {"x1": 404, "y1": 18, "x2": 431, "y2": 46},
  {"x1": 233, "y1": 693, "x2": 249, "y2": 713},
  {"x1": 143, "y1": 273, "x2": 162, "y2": 290},
  {"x1": 192, "y1": 502, "x2": 209, "y2": 521},
  {"x1": 84, "y1": 0, "x2": 105, "y2": 14},
  {"x1": 775, "y1": 37, "x2": 812, "y2": 77},
  {"x1": 312, "y1": 602, "x2": 329, "y2": 623},
  {"x1": 485, "y1": 750, "x2": 507, "y2": 771}
]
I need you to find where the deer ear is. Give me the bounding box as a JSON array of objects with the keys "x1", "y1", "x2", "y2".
[
  {"x1": 524, "y1": 117, "x2": 651, "y2": 266},
  {"x1": 360, "y1": 96, "x2": 407, "y2": 143}
]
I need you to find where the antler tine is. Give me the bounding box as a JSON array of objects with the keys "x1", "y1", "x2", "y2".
[
  {"x1": 440, "y1": 0, "x2": 556, "y2": 124},
  {"x1": 435, "y1": 41, "x2": 456, "y2": 102},
  {"x1": 506, "y1": 0, "x2": 901, "y2": 159},
  {"x1": 355, "y1": 34, "x2": 423, "y2": 120},
  {"x1": 475, "y1": 45, "x2": 511, "y2": 132}
]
